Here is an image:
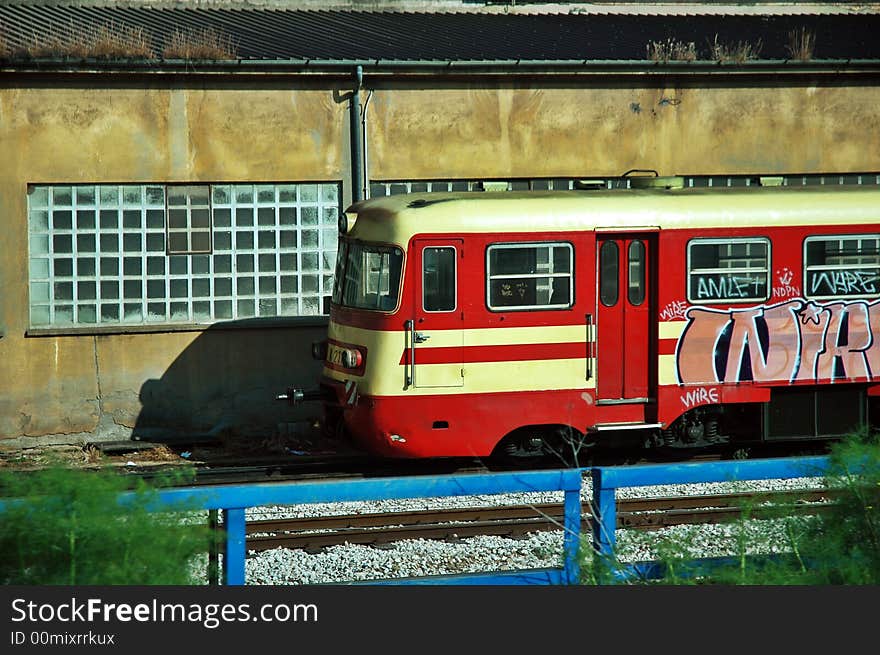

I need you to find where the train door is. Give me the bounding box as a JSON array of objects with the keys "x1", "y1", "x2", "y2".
[
  {"x1": 596, "y1": 234, "x2": 654, "y2": 401},
  {"x1": 408, "y1": 239, "x2": 464, "y2": 388}
]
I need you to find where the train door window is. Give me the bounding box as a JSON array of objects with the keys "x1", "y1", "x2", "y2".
[
  {"x1": 687, "y1": 237, "x2": 770, "y2": 303},
  {"x1": 627, "y1": 240, "x2": 646, "y2": 305},
  {"x1": 804, "y1": 234, "x2": 880, "y2": 299},
  {"x1": 423, "y1": 246, "x2": 456, "y2": 312},
  {"x1": 486, "y1": 242, "x2": 573, "y2": 310},
  {"x1": 599, "y1": 240, "x2": 619, "y2": 306}
]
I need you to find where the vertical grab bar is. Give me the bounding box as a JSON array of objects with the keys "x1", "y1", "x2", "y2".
[
  {"x1": 405, "y1": 319, "x2": 415, "y2": 387},
  {"x1": 585, "y1": 313, "x2": 593, "y2": 380}
]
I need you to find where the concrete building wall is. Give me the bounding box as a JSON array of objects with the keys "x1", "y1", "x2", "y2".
[
  {"x1": 367, "y1": 80, "x2": 880, "y2": 180},
  {"x1": 1, "y1": 72, "x2": 879, "y2": 446},
  {"x1": 0, "y1": 79, "x2": 347, "y2": 445}
]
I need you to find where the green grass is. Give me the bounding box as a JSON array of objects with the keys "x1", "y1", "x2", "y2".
[{"x1": 0, "y1": 466, "x2": 210, "y2": 585}]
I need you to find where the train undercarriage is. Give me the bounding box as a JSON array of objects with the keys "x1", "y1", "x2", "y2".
[
  {"x1": 309, "y1": 376, "x2": 876, "y2": 463},
  {"x1": 493, "y1": 385, "x2": 876, "y2": 463}
]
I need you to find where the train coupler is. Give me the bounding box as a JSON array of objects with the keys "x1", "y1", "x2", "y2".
[{"x1": 276, "y1": 387, "x2": 324, "y2": 405}]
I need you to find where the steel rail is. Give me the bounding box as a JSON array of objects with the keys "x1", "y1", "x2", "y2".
[{"x1": 243, "y1": 488, "x2": 837, "y2": 552}]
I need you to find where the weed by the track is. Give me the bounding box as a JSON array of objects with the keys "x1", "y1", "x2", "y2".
[{"x1": 0, "y1": 465, "x2": 208, "y2": 584}]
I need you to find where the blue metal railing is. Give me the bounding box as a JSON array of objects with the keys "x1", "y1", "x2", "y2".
[
  {"x1": 138, "y1": 467, "x2": 585, "y2": 585},
  {"x1": 590, "y1": 455, "x2": 831, "y2": 558},
  {"x1": 1, "y1": 456, "x2": 838, "y2": 585},
  {"x1": 589, "y1": 455, "x2": 832, "y2": 583}
]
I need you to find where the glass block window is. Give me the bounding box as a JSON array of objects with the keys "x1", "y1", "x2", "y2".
[{"x1": 27, "y1": 183, "x2": 340, "y2": 328}]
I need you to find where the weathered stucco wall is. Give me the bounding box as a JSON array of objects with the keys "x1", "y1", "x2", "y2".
[
  {"x1": 368, "y1": 80, "x2": 880, "y2": 179},
  {"x1": 1, "y1": 73, "x2": 879, "y2": 445},
  {"x1": 0, "y1": 80, "x2": 346, "y2": 444}
]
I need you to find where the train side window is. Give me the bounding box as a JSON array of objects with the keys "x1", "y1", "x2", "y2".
[
  {"x1": 687, "y1": 237, "x2": 770, "y2": 303},
  {"x1": 486, "y1": 242, "x2": 573, "y2": 310},
  {"x1": 628, "y1": 240, "x2": 645, "y2": 305},
  {"x1": 804, "y1": 234, "x2": 880, "y2": 299},
  {"x1": 599, "y1": 240, "x2": 619, "y2": 307},
  {"x1": 423, "y1": 246, "x2": 457, "y2": 312}
]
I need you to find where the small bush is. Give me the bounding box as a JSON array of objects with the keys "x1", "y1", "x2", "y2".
[
  {"x1": 162, "y1": 27, "x2": 236, "y2": 60},
  {"x1": 787, "y1": 28, "x2": 816, "y2": 61},
  {"x1": 0, "y1": 466, "x2": 209, "y2": 585},
  {"x1": 796, "y1": 432, "x2": 880, "y2": 583},
  {"x1": 18, "y1": 22, "x2": 154, "y2": 60},
  {"x1": 708, "y1": 34, "x2": 763, "y2": 63},
  {"x1": 647, "y1": 38, "x2": 697, "y2": 63}
]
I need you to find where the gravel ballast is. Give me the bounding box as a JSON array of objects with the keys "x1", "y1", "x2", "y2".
[{"x1": 192, "y1": 474, "x2": 827, "y2": 585}]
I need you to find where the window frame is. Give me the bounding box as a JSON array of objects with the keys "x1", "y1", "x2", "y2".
[
  {"x1": 686, "y1": 236, "x2": 771, "y2": 304},
  {"x1": 599, "y1": 240, "x2": 620, "y2": 307},
  {"x1": 165, "y1": 184, "x2": 213, "y2": 255},
  {"x1": 422, "y1": 245, "x2": 458, "y2": 313},
  {"x1": 26, "y1": 182, "x2": 341, "y2": 333},
  {"x1": 803, "y1": 233, "x2": 880, "y2": 300},
  {"x1": 485, "y1": 241, "x2": 575, "y2": 312},
  {"x1": 335, "y1": 240, "x2": 405, "y2": 313},
  {"x1": 627, "y1": 239, "x2": 646, "y2": 306}
]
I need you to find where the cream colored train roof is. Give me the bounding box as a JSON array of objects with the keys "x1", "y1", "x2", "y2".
[{"x1": 346, "y1": 186, "x2": 880, "y2": 245}]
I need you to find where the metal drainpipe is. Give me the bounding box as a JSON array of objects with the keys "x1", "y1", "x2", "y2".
[
  {"x1": 350, "y1": 66, "x2": 364, "y2": 203},
  {"x1": 361, "y1": 89, "x2": 374, "y2": 200}
]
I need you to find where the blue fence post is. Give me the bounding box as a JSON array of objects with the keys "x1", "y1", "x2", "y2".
[
  {"x1": 562, "y1": 487, "x2": 581, "y2": 584},
  {"x1": 222, "y1": 508, "x2": 247, "y2": 586},
  {"x1": 590, "y1": 467, "x2": 617, "y2": 582}
]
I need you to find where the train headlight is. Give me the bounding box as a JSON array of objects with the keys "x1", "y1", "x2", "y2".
[
  {"x1": 338, "y1": 211, "x2": 357, "y2": 235},
  {"x1": 328, "y1": 342, "x2": 366, "y2": 370},
  {"x1": 341, "y1": 348, "x2": 363, "y2": 369}
]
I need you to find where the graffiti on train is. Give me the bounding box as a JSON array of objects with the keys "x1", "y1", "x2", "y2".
[
  {"x1": 660, "y1": 299, "x2": 689, "y2": 321},
  {"x1": 772, "y1": 267, "x2": 801, "y2": 299},
  {"x1": 676, "y1": 298, "x2": 880, "y2": 384}
]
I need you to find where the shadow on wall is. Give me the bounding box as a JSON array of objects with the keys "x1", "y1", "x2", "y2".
[{"x1": 131, "y1": 319, "x2": 327, "y2": 444}]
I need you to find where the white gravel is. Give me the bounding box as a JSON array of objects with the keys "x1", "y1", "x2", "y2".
[{"x1": 190, "y1": 473, "x2": 828, "y2": 584}]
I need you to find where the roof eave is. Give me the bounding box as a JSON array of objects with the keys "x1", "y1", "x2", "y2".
[{"x1": 3, "y1": 58, "x2": 880, "y2": 77}]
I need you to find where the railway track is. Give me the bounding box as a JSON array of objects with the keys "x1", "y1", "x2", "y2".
[
  {"x1": 129, "y1": 440, "x2": 828, "y2": 487},
  {"x1": 128, "y1": 455, "x2": 493, "y2": 487},
  {"x1": 243, "y1": 488, "x2": 837, "y2": 553}
]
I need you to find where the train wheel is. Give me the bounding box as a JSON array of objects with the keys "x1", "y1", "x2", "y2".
[
  {"x1": 493, "y1": 426, "x2": 589, "y2": 468},
  {"x1": 544, "y1": 427, "x2": 593, "y2": 467},
  {"x1": 498, "y1": 435, "x2": 544, "y2": 466}
]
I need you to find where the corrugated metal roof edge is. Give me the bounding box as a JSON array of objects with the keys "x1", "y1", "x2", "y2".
[
  {"x1": 3, "y1": 3, "x2": 880, "y2": 17},
  {"x1": 3, "y1": 57, "x2": 880, "y2": 66},
  {"x1": 4, "y1": 57, "x2": 880, "y2": 75}
]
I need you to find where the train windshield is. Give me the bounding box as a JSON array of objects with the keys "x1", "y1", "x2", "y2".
[{"x1": 333, "y1": 240, "x2": 404, "y2": 311}]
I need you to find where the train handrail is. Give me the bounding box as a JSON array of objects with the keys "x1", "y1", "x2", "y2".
[
  {"x1": 585, "y1": 313, "x2": 593, "y2": 380},
  {"x1": 405, "y1": 319, "x2": 415, "y2": 387}
]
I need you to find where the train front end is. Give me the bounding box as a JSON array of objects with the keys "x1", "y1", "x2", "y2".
[
  {"x1": 320, "y1": 242, "x2": 409, "y2": 456},
  {"x1": 295, "y1": 198, "x2": 426, "y2": 457}
]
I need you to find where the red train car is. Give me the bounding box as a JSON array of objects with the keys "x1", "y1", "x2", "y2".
[{"x1": 291, "y1": 179, "x2": 880, "y2": 459}]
